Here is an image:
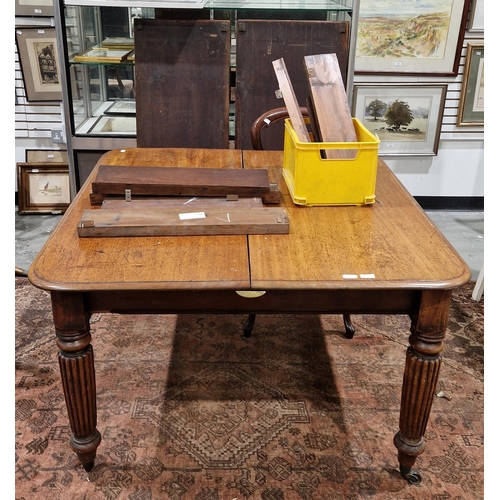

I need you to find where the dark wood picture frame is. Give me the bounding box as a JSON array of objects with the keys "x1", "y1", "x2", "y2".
[
  {"x1": 15, "y1": 0, "x2": 54, "y2": 17},
  {"x1": 354, "y1": 0, "x2": 471, "y2": 76},
  {"x1": 17, "y1": 163, "x2": 70, "y2": 215},
  {"x1": 15, "y1": 27, "x2": 62, "y2": 102}
]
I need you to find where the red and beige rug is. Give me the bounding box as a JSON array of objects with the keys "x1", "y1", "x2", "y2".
[{"x1": 15, "y1": 278, "x2": 484, "y2": 499}]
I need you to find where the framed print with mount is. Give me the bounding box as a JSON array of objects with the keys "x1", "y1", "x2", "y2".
[
  {"x1": 16, "y1": 27, "x2": 62, "y2": 102},
  {"x1": 15, "y1": 0, "x2": 54, "y2": 17},
  {"x1": 17, "y1": 163, "x2": 70, "y2": 215},
  {"x1": 352, "y1": 84, "x2": 447, "y2": 156},
  {"x1": 457, "y1": 44, "x2": 484, "y2": 126},
  {"x1": 354, "y1": 0, "x2": 471, "y2": 76}
]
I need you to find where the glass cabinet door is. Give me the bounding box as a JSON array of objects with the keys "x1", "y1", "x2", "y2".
[
  {"x1": 65, "y1": 6, "x2": 155, "y2": 137},
  {"x1": 62, "y1": 1, "x2": 353, "y2": 139}
]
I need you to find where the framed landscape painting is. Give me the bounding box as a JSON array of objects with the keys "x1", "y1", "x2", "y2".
[
  {"x1": 457, "y1": 44, "x2": 484, "y2": 126},
  {"x1": 16, "y1": 27, "x2": 62, "y2": 102},
  {"x1": 355, "y1": 0, "x2": 470, "y2": 75},
  {"x1": 352, "y1": 84, "x2": 447, "y2": 156}
]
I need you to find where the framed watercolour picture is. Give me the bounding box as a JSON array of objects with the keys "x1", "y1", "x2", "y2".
[
  {"x1": 457, "y1": 44, "x2": 484, "y2": 126},
  {"x1": 352, "y1": 84, "x2": 447, "y2": 156},
  {"x1": 17, "y1": 163, "x2": 71, "y2": 215},
  {"x1": 16, "y1": 27, "x2": 62, "y2": 102},
  {"x1": 15, "y1": 0, "x2": 54, "y2": 17},
  {"x1": 355, "y1": 0, "x2": 470, "y2": 75}
]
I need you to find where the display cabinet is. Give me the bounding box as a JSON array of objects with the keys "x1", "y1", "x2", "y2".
[{"x1": 55, "y1": 0, "x2": 357, "y2": 195}]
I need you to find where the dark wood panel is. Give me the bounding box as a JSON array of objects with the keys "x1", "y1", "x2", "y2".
[
  {"x1": 134, "y1": 19, "x2": 231, "y2": 148},
  {"x1": 90, "y1": 165, "x2": 271, "y2": 200},
  {"x1": 235, "y1": 20, "x2": 349, "y2": 150},
  {"x1": 77, "y1": 206, "x2": 289, "y2": 237}
]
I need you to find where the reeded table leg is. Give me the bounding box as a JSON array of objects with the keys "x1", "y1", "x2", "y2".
[
  {"x1": 394, "y1": 290, "x2": 452, "y2": 484},
  {"x1": 52, "y1": 291, "x2": 101, "y2": 472}
]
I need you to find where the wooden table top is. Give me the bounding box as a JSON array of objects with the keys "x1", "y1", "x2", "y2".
[{"x1": 28, "y1": 147, "x2": 471, "y2": 293}]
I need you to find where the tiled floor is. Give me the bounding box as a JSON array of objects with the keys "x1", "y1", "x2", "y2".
[{"x1": 15, "y1": 208, "x2": 484, "y2": 281}]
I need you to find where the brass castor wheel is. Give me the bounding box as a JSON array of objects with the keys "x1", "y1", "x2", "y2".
[
  {"x1": 83, "y1": 461, "x2": 94, "y2": 472},
  {"x1": 243, "y1": 314, "x2": 256, "y2": 338},
  {"x1": 400, "y1": 466, "x2": 422, "y2": 485},
  {"x1": 343, "y1": 314, "x2": 355, "y2": 339}
]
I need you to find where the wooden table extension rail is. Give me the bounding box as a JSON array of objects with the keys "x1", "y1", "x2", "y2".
[{"x1": 28, "y1": 147, "x2": 471, "y2": 485}]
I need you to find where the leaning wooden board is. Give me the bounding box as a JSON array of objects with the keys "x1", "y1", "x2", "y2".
[
  {"x1": 90, "y1": 165, "x2": 272, "y2": 205},
  {"x1": 272, "y1": 58, "x2": 311, "y2": 143},
  {"x1": 134, "y1": 19, "x2": 230, "y2": 149},
  {"x1": 303, "y1": 53, "x2": 357, "y2": 159},
  {"x1": 77, "y1": 206, "x2": 289, "y2": 237}
]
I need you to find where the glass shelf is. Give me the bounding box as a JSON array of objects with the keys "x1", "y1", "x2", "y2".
[
  {"x1": 64, "y1": 0, "x2": 352, "y2": 10},
  {"x1": 208, "y1": 0, "x2": 352, "y2": 11}
]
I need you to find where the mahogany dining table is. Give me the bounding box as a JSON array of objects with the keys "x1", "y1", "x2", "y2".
[{"x1": 28, "y1": 147, "x2": 471, "y2": 484}]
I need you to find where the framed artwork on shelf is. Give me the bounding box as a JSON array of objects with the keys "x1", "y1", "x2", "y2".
[
  {"x1": 354, "y1": 0, "x2": 471, "y2": 76},
  {"x1": 16, "y1": 27, "x2": 62, "y2": 102},
  {"x1": 352, "y1": 84, "x2": 447, "y2": 156},
  {"x1": 467, "y1": 0, "x2": 484, "y2": 32},
  {"x1": 15, "y1": 0, "x2": 54, "y2": 17},
  {"x1": 457, "y1": 44, "x2": 484, "y2": 126},
  {"x1": 17, "y1": 163, "x2": 71, "y2": 215}
]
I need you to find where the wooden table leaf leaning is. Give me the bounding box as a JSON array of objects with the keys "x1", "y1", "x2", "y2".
[{"x1": 28, "y1": 147, "x2": 470, "y2": 484}]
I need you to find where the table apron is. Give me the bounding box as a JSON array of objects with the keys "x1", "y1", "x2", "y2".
[{"x1": 83, "y1": 288, "x2": 422, "y2": 315}]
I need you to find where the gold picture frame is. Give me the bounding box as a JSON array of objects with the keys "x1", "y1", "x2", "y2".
[
  {"x1": 457, "y1": 43, "x2": 484, "y2": 126},
  {"x1": 17, "y1": 163, "x2": 70, "y2": 215}
]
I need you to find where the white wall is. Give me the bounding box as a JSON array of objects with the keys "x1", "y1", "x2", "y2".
[{"x1": 385, "y1": 141, "x2": 484, "y2": 197}]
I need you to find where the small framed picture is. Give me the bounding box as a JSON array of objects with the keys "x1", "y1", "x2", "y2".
[
  {"x1": 15, "y1": 0, "x2": 54, "y2": 17},
  {"x1": 467, "y1": 0, "x2": 484, "y2": 32},
  {"x1": 25, "y1": 150, "x2": 68, "y2": 163},
  {"x1": 17, "y1": 163, "x2": 71, "y2": 215},
  {"x1": 352, "y1": 84, "x2": 447, "y2": 156},
  {"x1": 457, "y1": 44, "x2": 484, "y2": 126},
  {"x1": 15, "y1": 27, "x2": 62, "y2": 102}
]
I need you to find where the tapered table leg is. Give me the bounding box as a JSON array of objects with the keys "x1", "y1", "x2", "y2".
[
  {"x1": 393, "y1": 290, "x2": 452, "y2": 484},
  {"x1": 52, "y1": 291, "x2": 101, "y2": 472}
]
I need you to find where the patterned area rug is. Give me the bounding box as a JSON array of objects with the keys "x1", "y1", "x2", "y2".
[{"x1": 15, "y1": 278, "x2": 484, "y2": 500}]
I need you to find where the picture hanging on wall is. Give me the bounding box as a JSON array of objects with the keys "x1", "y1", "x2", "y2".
[
  {"x1": 354, "y1": 0, "x2": 470, "y2": 75},
  {"x1": 457, "y1": 44, "x2": 484, "y2": 126},
  {"x1": 25, "y1": 150, "x2": 68, "y2": 163},
  {"x1": 17, "y1": 163, "x2": 70, "y2": 215},
  {"x1": 15, "y1": 0, "x2": 54, "y2": 17},
  {"x1": 352, "y1": 84, "x2": 447, "y2": 156},
  {"x1": 467, "y1": 0, "x2": 484, "y2": 32},
  {"x1": 16, "y1": 27, "x2": 62, "y2": 102}
]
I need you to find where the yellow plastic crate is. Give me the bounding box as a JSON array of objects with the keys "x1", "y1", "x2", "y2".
[{"x1": 282, "y1": 118, "x2": 380, "y2": 206}]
